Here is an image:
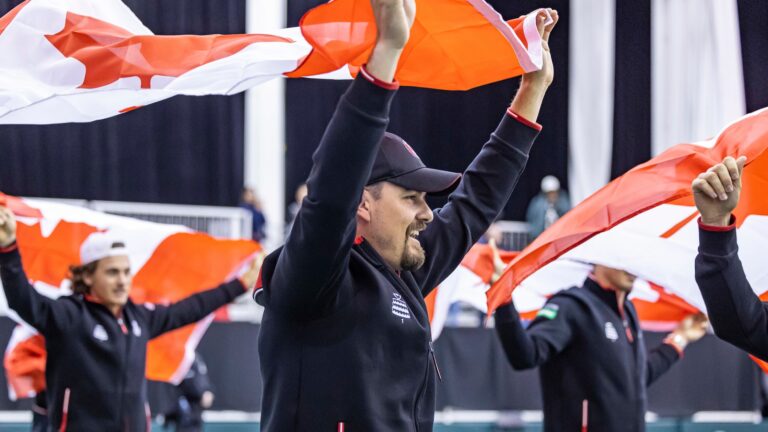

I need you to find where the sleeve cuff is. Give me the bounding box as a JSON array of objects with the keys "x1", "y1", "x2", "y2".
[
  {"x1": 698, "y1": 216, "x2": 738, "y2": 255},
  {"x1": 223, "y1": 279, "x2": 247, "y2": 299},
  {"x1": 0, "y1": 244, "x2": 21, "y2": 267},
  {"x1": 343, "y1": 72, "x2": 398, "y2": 120},
  {"x1": 235, "y1": 277, "x2": 249, "y2": 293},
  {"x1": 506, "y1": 109, "x2": 543, "y2": 131},
  {"x1": 493, "y1": 111, "x2": 541, "y2": 156},
  {"x1": 0, "y1": 242, "x2": 18, "y2": 254},
  {"x1": 662, "y1": 339, "x2": 685, "y2": 359},
  {"x1": 360, "y1": 65, "x2": 400, "y2": 90},
  {"x1": 698, "y1": 215, "x2": 736, "y2": 232}
]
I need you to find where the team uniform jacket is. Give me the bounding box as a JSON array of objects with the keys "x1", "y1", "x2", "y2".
[
  {"x1": 495, "y1": 278, "x2": 682, "y2": 432},
  {"x1": 256, "y1": 74, "x2": 541, "y2": 431},
  {"x1": 695, "y1": 220, "x2": 768, "y2": 359},
  {"x1": 0, "y1": 244, "x2": 245, "y2": 431}
]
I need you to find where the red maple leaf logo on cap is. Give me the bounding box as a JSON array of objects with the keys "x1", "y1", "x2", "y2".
[
  {"x1": 44, "y1": 12, "x2": 293, "y2": 89},
  {"x1": 401, "y1": 141, "x2": 421, "y2": 160}
]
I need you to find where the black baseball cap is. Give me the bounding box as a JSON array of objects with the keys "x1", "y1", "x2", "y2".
[{"x1": 367, "y1": 132, "x2": 461, "y2": 195}]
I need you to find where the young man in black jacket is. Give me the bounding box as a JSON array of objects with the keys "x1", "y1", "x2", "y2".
[
  {"x1": 691, "y1": 156, "x2": 768, "y2": 358},
  {"x1": 0, "y1": 207, "x2": 259, "y2": 431},
  {"x1": 495, "y1": 265, "x2": 707, "y2": 432},
  {"x1": 255, "y1": 0, "x2": 559, "y2": 430}
]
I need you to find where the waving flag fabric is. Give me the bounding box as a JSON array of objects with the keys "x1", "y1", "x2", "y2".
[
  {"x1": 427, "y1": 243, "x2": 696, "y2": 340},
  {"x1": 487, "y1": 108, "x2": 768, "y2": 320},
  {"x1": 0, "y1": 193, "x2": 259, "y2": 398},
  {"x1": 3, "y1": 325, "x2": 45, "y2": 400},
  {"x1": 287, "y1": 0, "x2": 546, "y2": 90},
  {"x1": 0, "y1": 0, "x2": 308, "y2": 124},
  {"x1": 0, "y1": 0, "x2": 547, "y2": 124}
]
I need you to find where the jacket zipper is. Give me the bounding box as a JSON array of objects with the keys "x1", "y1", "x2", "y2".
[
  {"x1": 581, "y1": 399, "x2": 588, "y2": 432},
  {"x1": 58, "y1": 388, "x2": 71, "y2": 432},
  {"x1": 388, "y1": 273, "x2": 432, "y2": 431},
  {"x1": 145, "y1": 402, "x2": 152, "y2": 432},
  {"x1": 116, "y1": 312, "x2": 131, "y2": 431},
  {"x1": 411, "y1": 354, "x2": 430, "y2": 432},
  {"x1": 429, "y1": 341, "x2": 442, "y2": 382},
  {"x1": 373, "y1": 247, "x2": 432, "y2": 432}
]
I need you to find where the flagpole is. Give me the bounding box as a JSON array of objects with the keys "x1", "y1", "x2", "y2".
[{"x1": 244, "y1": 0, "x2": 287, "y2": 251}]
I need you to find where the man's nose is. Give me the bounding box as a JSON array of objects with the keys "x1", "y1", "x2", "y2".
[{"x1": 418, "y1": 203, "x2": 434, "y2": 224}]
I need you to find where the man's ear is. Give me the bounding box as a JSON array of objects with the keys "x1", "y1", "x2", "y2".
[{"x1": 357, "y1": 191, "x2": 372, "y2": 223}]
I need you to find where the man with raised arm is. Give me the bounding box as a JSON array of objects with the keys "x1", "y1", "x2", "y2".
[
  {"x1": 495, "y1": 264, "x2": 707, "y2": 432},
  {"x1": 255, "y1": 0, "x2": 558, "y2": 430},
  {"x1": 691, "y1": 156, "x2": 768, "y2": 358},
  {"x1": 0, "y1": 208, "x2": 259, "y2": 431}
]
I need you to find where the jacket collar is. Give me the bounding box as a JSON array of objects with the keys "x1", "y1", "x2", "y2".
[
  {"x1": 583, "y1": 276, "x2": 627, "y2": 317},
  {"x1": 355, "y1": 237, "x2": 401, "y2": 276},
  {"x1": 83, "y1": 293, "x2": 126, "y2": 318}
]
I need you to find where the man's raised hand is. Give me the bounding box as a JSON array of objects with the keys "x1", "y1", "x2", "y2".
[
  {"x1": 366, "y1": 0, "x2": 416, "y2": 83},
  {"x1": 692, "y1": 156, "x2": 746, "y2": 227},
  {"x1": 0, "y1": 206, "x2": 17, "y2": 248}
]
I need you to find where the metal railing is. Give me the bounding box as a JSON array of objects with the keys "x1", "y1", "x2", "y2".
[
  {"x1": 494, "y1": 220, "x2": 531, "y2": 251},
  {"x1": 32, "y1": 198, "x2": 253, "y2": 240}
]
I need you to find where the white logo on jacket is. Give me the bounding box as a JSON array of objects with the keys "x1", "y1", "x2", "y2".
[
  {"x1": 93, "y1": 324, "x2": 109, "y2": 342},
  {"x1": 132, "y1": 320, "x2": 142, "y2": 337},
  {"x1": 391, "y1": 293, "x2": 411, "y2": 322},
  {"x1": 604, "y1": 322, "x2": 619, "y2": 342}
]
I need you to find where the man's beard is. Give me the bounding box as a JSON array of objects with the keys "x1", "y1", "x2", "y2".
[{"x1": 400, "y1": 223, "x2": 427, "y2": 271}]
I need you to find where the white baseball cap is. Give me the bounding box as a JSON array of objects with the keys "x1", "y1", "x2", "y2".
[
  {"x1": 80, "y1": 232, "x2": 129, "y2": 265},
  {"x1": 540, "y1": 175, "x2": 561, "y2": 193}
]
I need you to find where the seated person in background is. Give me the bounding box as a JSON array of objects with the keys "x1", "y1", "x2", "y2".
[
  {"x1": 240, "y1": 187, "x2": 267, "y2": 242},
  {"x1": 526, "y1": 175, "x2": 570, "y2": 239}
]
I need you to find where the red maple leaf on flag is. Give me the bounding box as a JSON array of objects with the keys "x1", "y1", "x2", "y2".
[
  {"x1": 16, "y1": 221, "x2": 99, "y2": 289},
  {"x1": 44, "y1": 12, "x2": 293, "y2": 89}
]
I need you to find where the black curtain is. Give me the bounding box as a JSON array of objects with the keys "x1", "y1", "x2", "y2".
[
  {"x1": 0, "y1": 0, "x2": 246, "y2": 206},
  {"x1": 610, "y1": 0, "x2": 652, "y2": 179},
  {"x1": 738, "y1": 0, "x2": 768, "y2": 113},
  {"x1": 286, "y1": 0, "x2": 570, "y2": 221}
]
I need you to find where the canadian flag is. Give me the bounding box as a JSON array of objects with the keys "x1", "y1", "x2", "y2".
[
  {"x1": 0, "y1": 0, "x2": 548, "y2": 124},
  {"x1": 0, "y1": 193, "x2": 259, "y2": 398},
  {"x1": 487, "y1": 107, "x2": 768, "y2": 329},
  {"x1": 427, "y1": 243, "x2": 697, "y2": 341}
]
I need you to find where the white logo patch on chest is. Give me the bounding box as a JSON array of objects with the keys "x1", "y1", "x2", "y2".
[
  {"x1": 391, "y1": 292, "x2": 411, "y2": 322},
  {"x1": 604, "y1": 322, "x2": 619, "y2": 342},
  {"x1": 131, "y1": 320, "x2": 142, "y2": 337},
  {"x1": 93, "y1": 324, "x2": 109, "y2": 342}
]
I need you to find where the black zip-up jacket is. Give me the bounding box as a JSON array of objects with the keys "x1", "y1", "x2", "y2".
[
  {"x1": 257, "y1": 74, "x2": 540, "y2": 432},
  {"x1": 0, "y1": 245, "x2": 245, "y2": 431},
  {"x1": 495, "y1": 278, "x2": 681, "y2": 432},
  {"x1": 695, "y1": 222, "x2": 768, "y2": 359}
]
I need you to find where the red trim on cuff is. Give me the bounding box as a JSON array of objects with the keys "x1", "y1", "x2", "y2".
[
  {"x1": 359, "y1": 66, "x2": 399, "y2": 90},
  {"x1": 663, "y1": 341, "x2": 685, "y2": 359},
  {"x1": 0, "y1": 242, "x2": 18, "y2": 253},
  {"x1": 698, "y1": 215, "x2": 736, "y2": 232},
  {"x1": 506, "y1": 109, "x2": 543, "y2": 131}
]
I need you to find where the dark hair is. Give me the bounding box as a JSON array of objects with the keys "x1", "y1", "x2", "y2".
[
  {"x1": 365, "y1": 182, "x2": 384, "y2": 200},
  {"x1": 69, "y1": 261, "x2": 98, "y2": 295}
]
